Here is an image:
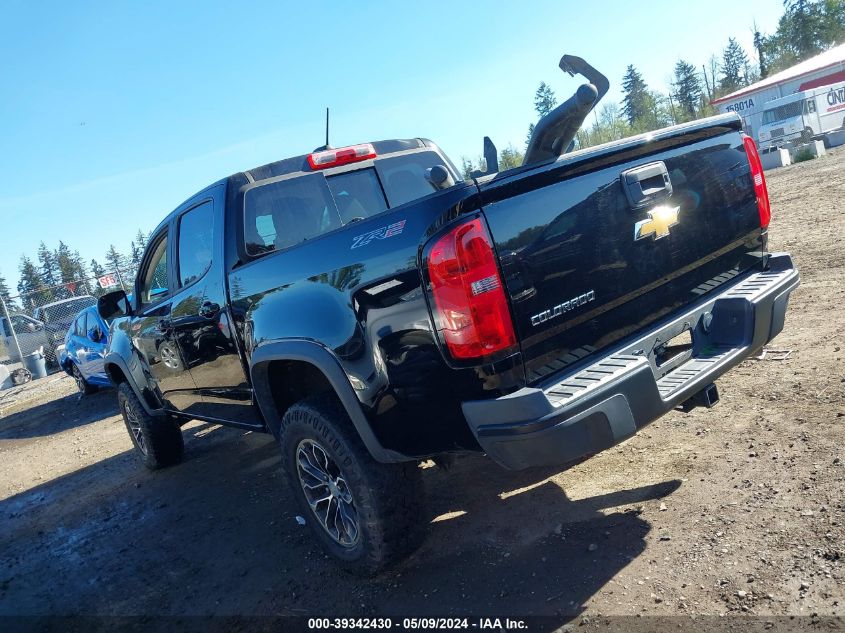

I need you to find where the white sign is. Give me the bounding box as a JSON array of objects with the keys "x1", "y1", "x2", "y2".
[
  {"x1": 98, "y1": 274, "x2": 118, "y2": 289},
  {"x1": 726, "y1": 97, "x2": 756, "y2": 113}
]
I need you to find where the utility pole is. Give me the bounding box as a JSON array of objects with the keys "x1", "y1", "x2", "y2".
[
  {"x1": 115, "y1": 268, "x2": 128, "y2": 294},
  {"x1": 702, "y1": 64, "x2": 713, "y2": 103},
  {"x1": 0, "y1": 293, "x2": 23, "y2": 365},
  {"x1": 667, "y1": 93, "x2": 678, "y2": 125}
]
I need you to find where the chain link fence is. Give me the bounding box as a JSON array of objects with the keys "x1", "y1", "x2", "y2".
[{"x1": 0, "y1": 269, "x2": 131, "y2": 377}]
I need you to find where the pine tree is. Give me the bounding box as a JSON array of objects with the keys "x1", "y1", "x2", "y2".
[
  {"x1": 90, "y1": 259, "x2": 105, "y2": 279},
  {"x1": 130, "y1": 241, "x2": 142, "y2": 269},
  {"x1": 18, "y1": 255, "x2": 52, "y2": 308},
  {"x1": 71, "y1": 250, "x2": 93, "y2": 295},
  {"x1": 135, "y1": 228, "x2": 149, "y2": 252},
  {"x1": 36, "y1": 241, "x2": 58, "y2": 288},
  {"x1": 71, "y1": 250, "x2": 88, "y2": 279},
  {"x1": 672, "y1": 60, "x2": 703, "y2": 120},
  {"x1": 534, "y1": 82, "x2": 558, "y2": 117},
  {"x1": 762, "y1": 0, "x2": 843, "y2": 74},
  {"x1": 818, "y1": 0, "x2": 845, "y2": 51},
  {"x1": 89, "y1": 259, "x2": 107, "y2": 296},
  {"x1": 621, "y1": 65, "x2": 651, "y2": 127},
  {"x1": 525, "y1": 82, "x2": 557, "y2": 150},
  {"x1": 0, "y1": 269, "x2": 13, "y2": 309},
  {"x1": 784, "y1": 0, "x2": 821, "y2": 59},
  {"x1": 525, "y1": 123, "x2": 535, "y2": 150},
  {"x1": 55, "y1": 241, "x2": 77, "y2": 284},
  {"x1": 104, "y1": 245, "x2": 126, "y2": 275},
  {"x1": 754, "y1": 27, "x2": 768, "y2": 79},
  {"x1": 720, "y1": 38, "x2": 750, "y2": 94}
]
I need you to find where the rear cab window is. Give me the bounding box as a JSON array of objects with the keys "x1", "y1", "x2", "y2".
[{"x1": 243, "y1": 150, "x2": 449, "y2": 257}]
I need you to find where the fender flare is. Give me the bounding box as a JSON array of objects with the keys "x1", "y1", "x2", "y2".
[
  {"x1": 250, "y1": 339, "x2": 407, "y2": 464},
  {"x1": 103, "y1": 353, "x2": 160, "y2": 416}
]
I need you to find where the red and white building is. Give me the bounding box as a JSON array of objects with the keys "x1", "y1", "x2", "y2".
[{"x1": 713, "y1": 43, "x2": 845, "y2": 139}]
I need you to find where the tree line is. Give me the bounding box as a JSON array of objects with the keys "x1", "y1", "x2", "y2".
[
  {"x1": 462, "y1": 0, "x2": 845, "y2": 175},
  {"x1": 0, "y1": 230, "x2": 150, "y2": 311}
]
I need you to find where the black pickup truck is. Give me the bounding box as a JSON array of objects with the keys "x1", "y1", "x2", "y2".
[{"x1": 97, "y1": 55, "x2": 799, "y2": 573}]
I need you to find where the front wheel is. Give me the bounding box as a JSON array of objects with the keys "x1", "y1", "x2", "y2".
[
  {"x1": 280, "y1": 395, "x2": 425, "y2": 575},
  {"x1": 117, "y1": 382, "x2": 184, "y2": 470},
  {"x1": 72, "y1": 364, "x2": 97, "y2": 395},
  {"x1": 800, "y1": 127, "x2": 813, "y2": 144}
]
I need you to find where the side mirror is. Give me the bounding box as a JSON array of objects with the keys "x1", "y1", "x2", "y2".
[
  {"x1": 98, "y1": 290, "x2": 132, "y2": 322},
  {"x1": 88, "y1": 327, "x2": 103, "y2": 343},
  {"x1": 25, "y1": 322, "x2": 38, "y2": 333}
]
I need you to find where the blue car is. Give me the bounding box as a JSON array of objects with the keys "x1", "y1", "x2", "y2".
[{"x1": 60, "y1": 306, "x2": 111, "y2": 395}]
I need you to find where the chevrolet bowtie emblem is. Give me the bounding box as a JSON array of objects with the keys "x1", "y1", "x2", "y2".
[{"x1": 634, "y1": 205, "x2": 680, "y2": 241}]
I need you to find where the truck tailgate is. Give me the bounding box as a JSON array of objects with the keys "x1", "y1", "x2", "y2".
[{"x1": 479, "y1": 114, "x2": 766, "y2": 384}]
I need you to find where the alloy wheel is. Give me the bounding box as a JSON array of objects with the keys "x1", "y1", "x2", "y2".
[
  {"x1": 295, "y1": 439, "x2": 360, "y2": 548},
  {"x1": 160, "y1": 345, "x2": 179, "y2": 370},
  {"x1": 123, "y1": 398, "x2": 148, "y2": 455}
]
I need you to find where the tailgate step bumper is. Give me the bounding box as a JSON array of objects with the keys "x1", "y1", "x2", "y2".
[{"x1": 461, "y1": 253, "x2": 799, "y2": 470}]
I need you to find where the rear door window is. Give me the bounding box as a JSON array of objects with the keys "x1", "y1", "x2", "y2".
[
  {"x1": 177, "y1": 201, "x2": 214, "y2": 286},
  {"x1": 244, "y1": 173, "x2": 341, "y2": 256}
]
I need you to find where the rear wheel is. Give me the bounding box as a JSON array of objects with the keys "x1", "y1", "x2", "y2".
[
  {"x1": 280, "y1": 395, "x2": 425, "y2": 575},
  {"x1": 117, "y1": 382, "x2": 184, "y2": 470},
  {"x1": 72, "y1": 364, "x2": 97, "y2": 395}
]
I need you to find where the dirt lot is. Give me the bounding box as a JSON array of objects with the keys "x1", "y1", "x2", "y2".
[{"x1": 1, "y1": 149, "x2": 843, "y2": 630}]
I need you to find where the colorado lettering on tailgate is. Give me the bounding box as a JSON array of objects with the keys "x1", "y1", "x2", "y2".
[{"x1": 531, "y1": 290, "x2": 596, "y2": 326}]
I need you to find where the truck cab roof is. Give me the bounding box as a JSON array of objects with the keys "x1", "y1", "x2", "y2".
[
  {"x1": 240, "y1": 138, "x2": 448, "y2": 183},
  {"x1": 150, "y1": 138, "x2": 461, "y2": 242}
]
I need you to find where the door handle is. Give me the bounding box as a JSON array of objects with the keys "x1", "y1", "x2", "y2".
[
  {"x1": 621, "y1": 161, "x2": 672, "y2": 209},
  {"x1": 199, "y1": 302, "x2": 220, "y2": 319}
]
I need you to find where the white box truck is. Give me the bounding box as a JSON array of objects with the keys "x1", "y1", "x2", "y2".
[{"x1": 757, "y1": 81, "x2": 845, "y2": 150}]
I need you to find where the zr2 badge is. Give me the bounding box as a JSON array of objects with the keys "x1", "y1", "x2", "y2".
[{"x1": 351, "y1": 220, "x2": 406, "y2": 249}]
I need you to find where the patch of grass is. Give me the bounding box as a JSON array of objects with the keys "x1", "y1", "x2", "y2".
[{"x1": 794, "y1": 147, "x2": 815, "y2": 163}]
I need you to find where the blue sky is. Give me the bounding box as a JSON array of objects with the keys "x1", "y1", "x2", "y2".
[{"x1": 0, "y1": 0, "x2": 783, "y2": 293}]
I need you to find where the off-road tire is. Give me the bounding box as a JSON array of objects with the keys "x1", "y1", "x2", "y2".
[
  {"x1": 72, "y1": 364, "x2": 97, "y2": 395},
  {"x1": 280, "y1": 394, "x2": 425, "y2": 575},
  {"x1": 117, "y1": 382, "x2": 184, "y2": 470}
]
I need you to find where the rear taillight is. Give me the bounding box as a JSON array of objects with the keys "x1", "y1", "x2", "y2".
[
  {"x1": 307, "y1": 143, "x2": 376, "y2": 170},
  {"x1": 742, "y1": 135, "x2": 771, "y2": 229},
  {"x1": 426, "y1": 217, "x2": 517, "y2": 360}
]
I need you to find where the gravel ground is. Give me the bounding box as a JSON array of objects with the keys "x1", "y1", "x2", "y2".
[{"x1": 1, "y1": 148, "x2": 843, "y2": 630}]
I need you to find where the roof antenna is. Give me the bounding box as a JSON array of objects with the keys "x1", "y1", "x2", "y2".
[
  {"x1": 313, "y1": 108, "x2": 333, "y2": 152},
  {"x1": 324, "y1": 107, "x2": 333, "y2": 150}
]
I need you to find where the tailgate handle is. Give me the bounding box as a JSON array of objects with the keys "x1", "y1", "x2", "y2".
[{"x1": 621, "y1": 161, "x2": 672, "y2": 209}]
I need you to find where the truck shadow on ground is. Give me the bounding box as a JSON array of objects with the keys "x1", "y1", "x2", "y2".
[
  {"x1": 0, "y1": 424, "x2": 680, "y2": 627},
  {"x1": 0, "y1": 387, "x2": 118, "y2": 439}
]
